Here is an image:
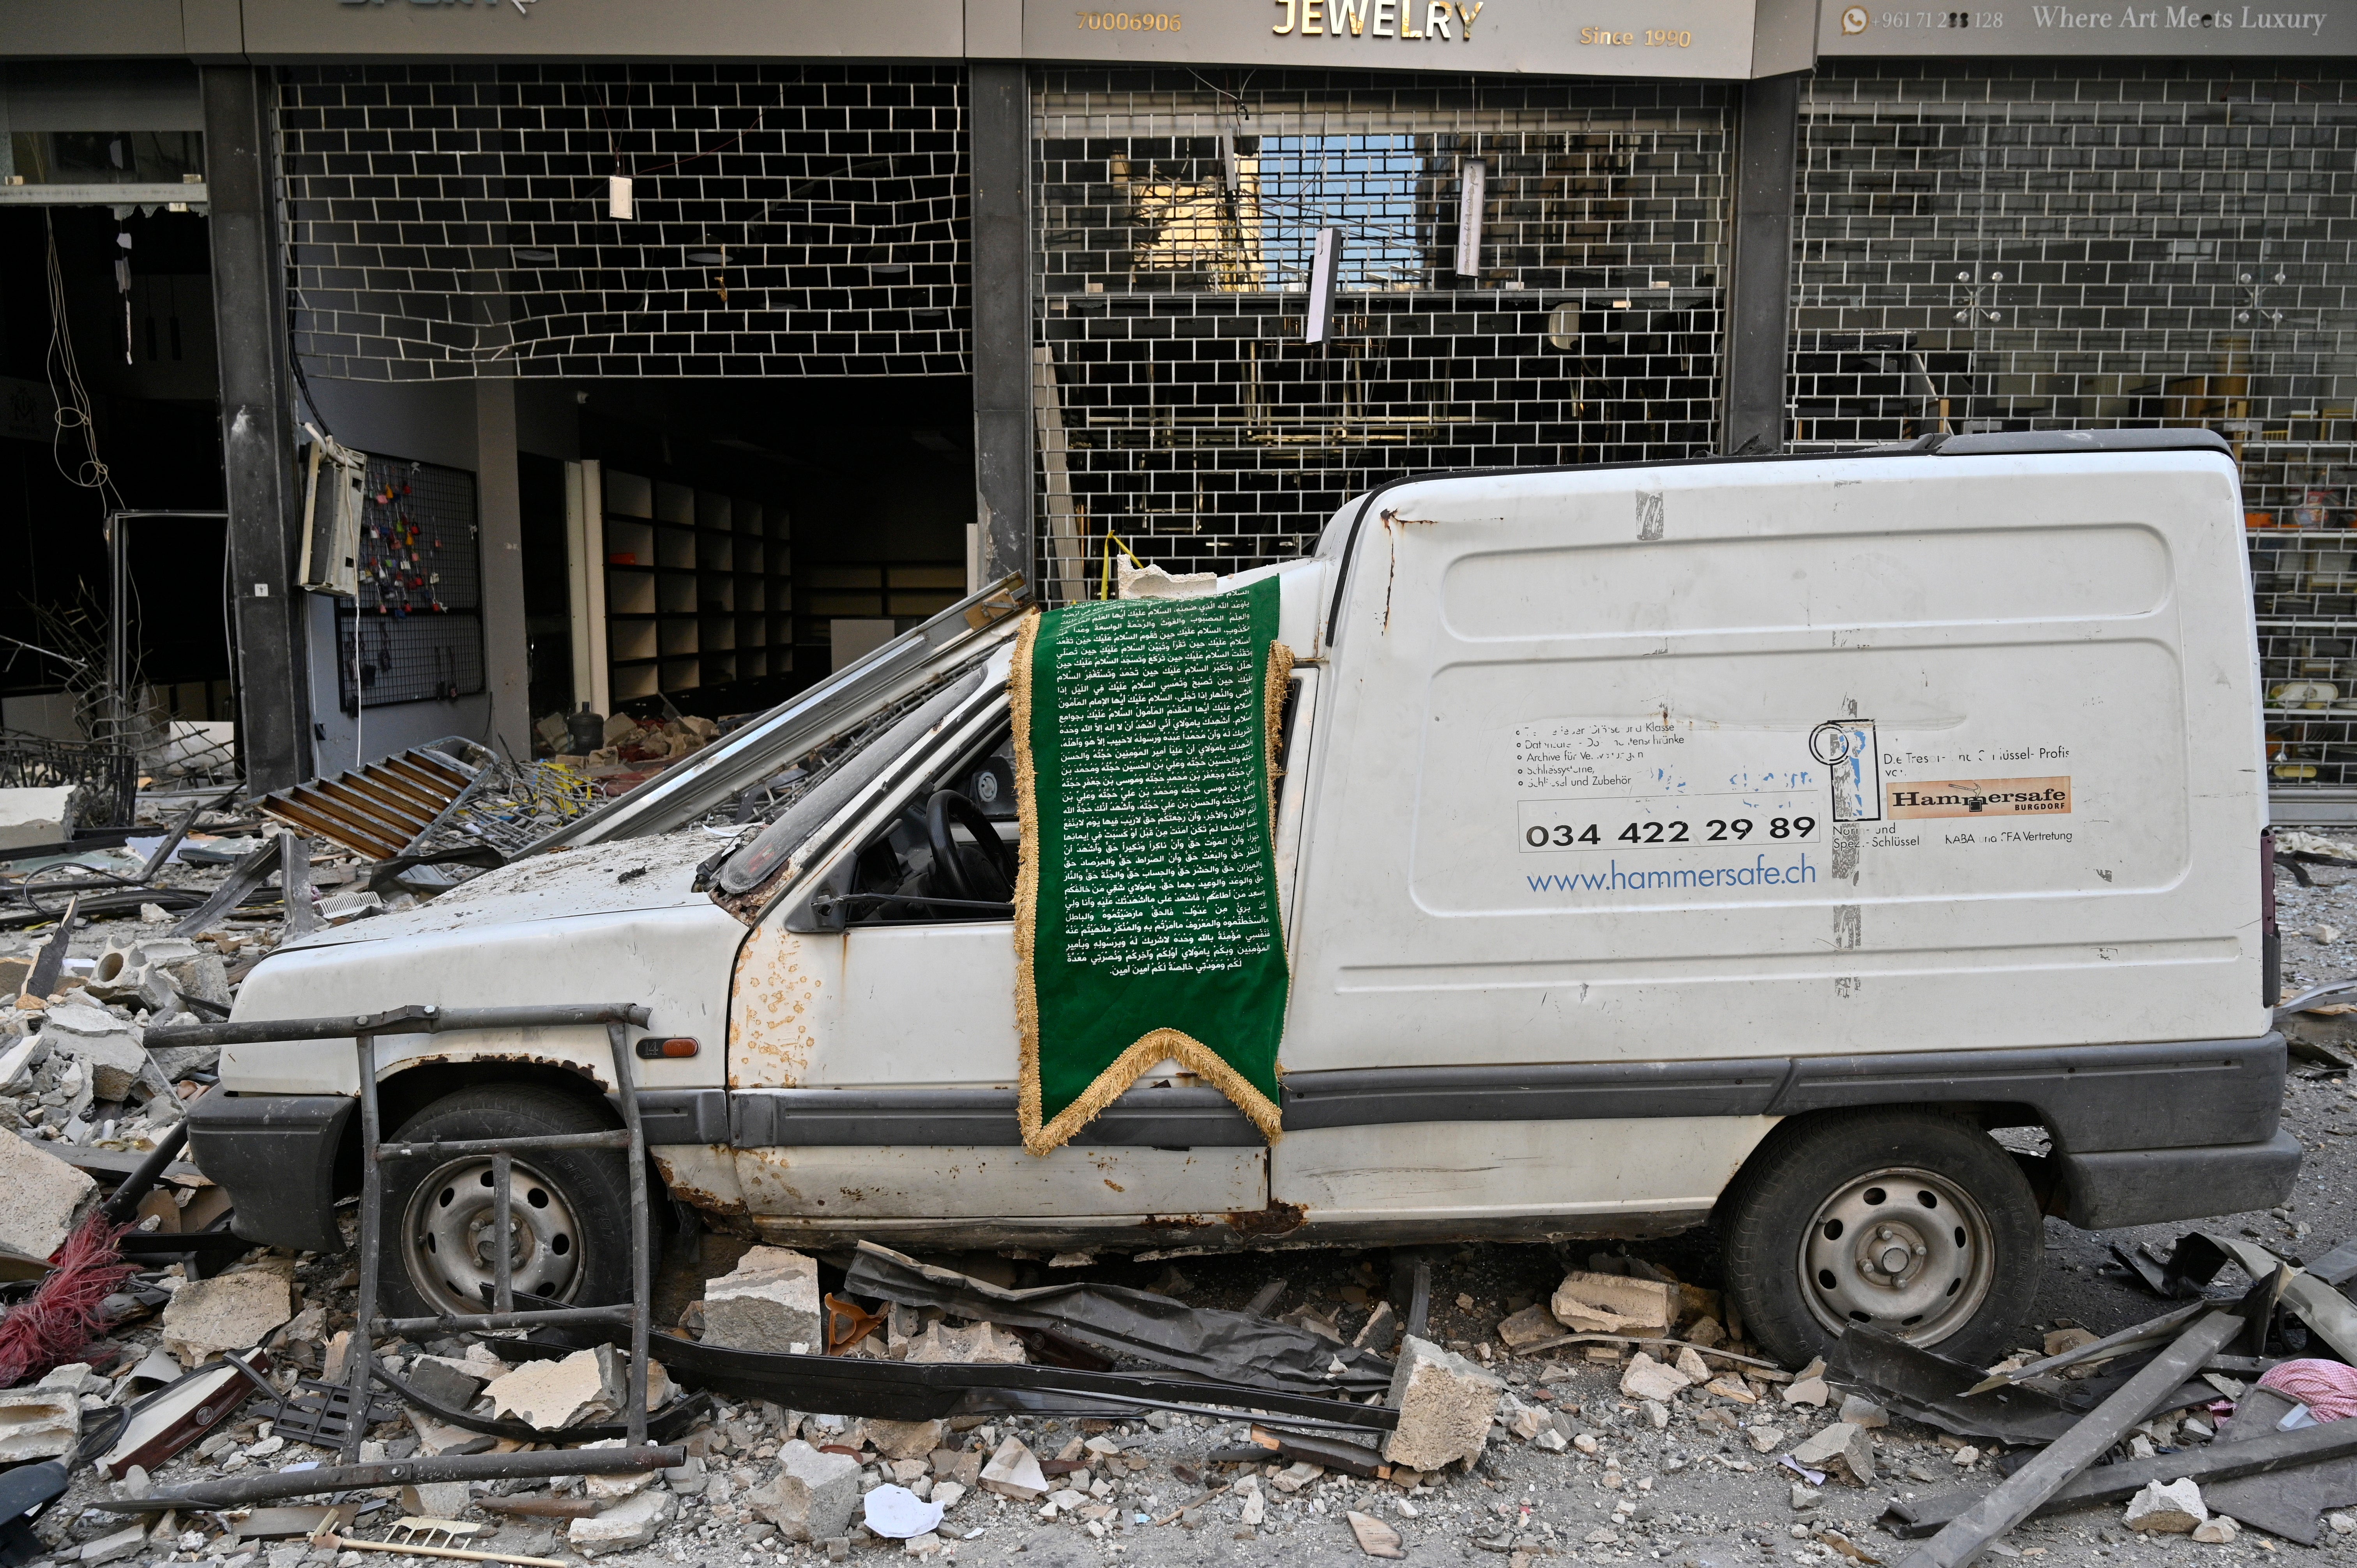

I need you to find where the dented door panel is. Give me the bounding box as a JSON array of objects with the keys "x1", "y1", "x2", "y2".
[{"x1": 1271, "y1": 1115, "x2": 1777, "y2": 1225}]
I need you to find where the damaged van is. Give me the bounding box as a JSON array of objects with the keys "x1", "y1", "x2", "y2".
[{"x1": 189, "y1": 429, "x2": 2291, "y2": 1366}]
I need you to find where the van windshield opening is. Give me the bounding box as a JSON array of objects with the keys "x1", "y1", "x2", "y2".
[{"x1": 714, "y1": 665, "x2": 988, "y2": 896}]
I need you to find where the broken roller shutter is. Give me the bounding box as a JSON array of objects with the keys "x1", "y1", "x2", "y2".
[{"x1": 258, "y1": 739, "x2": 486, "y2": 877}]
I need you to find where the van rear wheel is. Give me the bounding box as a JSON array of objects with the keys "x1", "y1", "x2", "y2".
[{"x1": 1719, "y1": 1109, "x2": 2041, "y2": 1369}]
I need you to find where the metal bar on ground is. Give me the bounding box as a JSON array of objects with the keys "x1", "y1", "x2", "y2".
[
  {"x1": 1963, "y1": 1300, "x2": 2209, "y2": 1394},
  {"x1": 372, "y1": 1305, "x2": 633, "y2": 1337},
  {"x1": 1895, "y1": 1298, "x2": 2265, "y2": 1568},
  {"x1": 87, "y1": 1444, "x2": 685, "y2": 1511},
  {"x1": 22, "y1": 893, "x2": 80, "y2": 999},
  {"x1": 1888, "y1": 1416, "x2": 2357, "y2": 1536},
  {"x1": 168, "y1": 839, "x2": 281, "y2": 939}
]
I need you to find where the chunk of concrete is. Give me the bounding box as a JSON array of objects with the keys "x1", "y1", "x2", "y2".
[
  {"x1": 0, "y1": 787, "x2": 77, "y2": 854},
  {"x1": 701, "y1": 1246, "x2": 824, "y2": 1355},
  {"x1": 0, "y1": 1132, "x2": 94, "y2": 1260},
  {"x1": 76, "y1": 1523, "x2": 147, "y2": 1566},
  {"x1": 569, "y1": 1487, "x2": 675, "y2": 1557},
  {"x1": 904, "y1": 1321, "x2": 1027, "y2": 1365},
  {"x1": 750, "y1": 1440, "x2": 863, "y2": 1542},
  {"x1": 1380, "y1": 1335, "x2": 1505, "y2": 1473},
  {"x1": 1673, "y1": 1346, "x2": 1711, "y2": 1381},
  {"x1": 159, "y1": 1268, "x2": 290, "y2": 1367},
  {"x1": 2191, "y1": 1515, "x2": 2240, "y2": 1544},
  {"x1": 1782, "y1": 1376, "x2": 1832, "y2": 1408},
  {"x1": 0, "y1": 1034, "x2": 45, "y2": 1094},
  {"x1": 1495, "y1": 1303, "x2": 1562, "y2": 1353},
  {"x1": 1790, "y1": 1422, "x2": 1876, "y2": 1484},
  {"x1": 930, "y1": 1447, "x2": 982, "y2": 1487},
  {"x1": 864, "y1": 1418, "x2": 948, "y2": 1460},
  {"x1": 398, "y1": 1482, "x2": 472, "y2": 1519},
  {"x1": 482, "y1": 1346, "x2": 620, "y2": 1430},
  {"x1": 1550, "y1": 1271, "x2": 1677, "y2": 1335},
  {"x1": 1619, "y1": 1353, "x2": 1693, "y2": 1404},
  {"x1": 0, "y1": 1383, "x2": 80, "y2": 1461},
  {"x1": 1838, "y1": 1394, "x2": 1889, "y2": 1430},
  {"x1": 979, "y1": 1437, "x2": 1049, "y2": 1502},
  {"x1": 403, "y1": 1356, "x2": 488, "y2": 1413},
  {"x1": 1346, "y1": 1509, "x2": 1406, "y2": 1559},
  {"x1": 2125, "y1": 1478, "x2": 2207, "y2": 1534},
  {"x1": 156, "y1": 951, "x2": 230, "y2": 1009},
  {"x1": 41, "y1": 1005, "x2": 147, "y2": 1102}
]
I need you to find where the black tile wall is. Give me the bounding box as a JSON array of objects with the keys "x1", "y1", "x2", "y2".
[
  {"x1": 1031, "y1": 69, "x2": 1730, "y2": 590},
  {"x1": 1794, "y1": 60, "x2": 2357, "y2": 500},
  {"x1": 1794, "y1": 62, "x2": 2357, "y2": 791},
  {"x1": 278, "y1": 64, "x2": 968, "y2": 381}
]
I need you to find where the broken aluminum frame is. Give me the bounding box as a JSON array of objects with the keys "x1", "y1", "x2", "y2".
[
  {"x1": 1886, "y1": 1389, "x2": 2357, "y2": 1538},
  {"x1": 528, "y1": 573, "x2": 1029, "y2": 852},
  {"x1": 842, "y1": 1240, "x2": 1395, "y2": 1400},
  {"x1": 1893, "y1": 1273, "x2": 2282, "y2": 1568},
  {"x1": 1962, "y1": 1300, "x2": 2210, "y2": 1395}
]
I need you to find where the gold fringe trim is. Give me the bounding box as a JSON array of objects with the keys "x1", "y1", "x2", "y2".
[
  {"x1": 1265, "y1": 638, "x2": 1296, "y2": 826},
  {"x1": 1011, "y1": 602, "x2": 1296, "y2": 1157},
  {"x1": 1011, "y1": 608, "x2": 1048, "y2": 1154},
  {"x1": 1023, "y1": 1026, "x2": 1283, "y2": 1157}
]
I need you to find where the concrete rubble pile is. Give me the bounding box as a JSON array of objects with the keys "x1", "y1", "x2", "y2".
[{"x1": 535, "y1": 711, "x2": 720, "y2": 788}]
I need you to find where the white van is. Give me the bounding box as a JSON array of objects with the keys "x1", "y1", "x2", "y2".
[{"x1": 190, "y1": 429, "x2": 2292, "y2": 1367}]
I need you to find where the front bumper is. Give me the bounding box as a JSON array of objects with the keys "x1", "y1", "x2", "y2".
[
  {"x1": 185, "y1": 1093, "x2": 355, "y2": 1255},
  {"x1": 2053, "y1": 1129, "x2": 2303, "y2": 1231}
]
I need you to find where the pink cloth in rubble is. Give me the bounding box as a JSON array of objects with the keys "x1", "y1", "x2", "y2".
[{"x1": 2256, "y1": 1358, "x2": 2357, "y2": 1422}]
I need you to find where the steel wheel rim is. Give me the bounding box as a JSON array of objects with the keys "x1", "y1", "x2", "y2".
[
  {"x1": 399, "y1": 1156, "x2": 585, "y2": 1318},
  {"x1": 1797, "y1": 1165, "x2": 1996, "y2": 1346}
]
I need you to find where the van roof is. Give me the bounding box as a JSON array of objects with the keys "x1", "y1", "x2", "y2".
[{"x1": 1323, "y1": 427, "x2": 2236, "y2": 643}]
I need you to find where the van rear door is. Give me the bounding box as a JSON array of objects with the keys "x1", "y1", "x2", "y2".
[{"x1": 1272, "y1": 447, "x2": 2267, "y2": 1230}]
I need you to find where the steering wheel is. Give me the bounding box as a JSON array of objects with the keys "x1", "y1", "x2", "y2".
[{"x1": 927, "y1": 789, "x2": 1017, "y2": 903}]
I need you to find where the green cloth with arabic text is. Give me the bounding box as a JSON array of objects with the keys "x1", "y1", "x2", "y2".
[{"x1": 1011, "y1": 578, "x2": 1290, "y2": 1154}]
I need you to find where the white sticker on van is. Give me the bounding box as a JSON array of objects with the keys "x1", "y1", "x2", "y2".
[{"x1": 1512, "y1": 718, "x2": 1830, "y2": 860}]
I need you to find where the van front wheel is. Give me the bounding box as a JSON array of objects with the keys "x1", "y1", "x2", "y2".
[{"x1": 1719, "y1": 1109, "x2": 2041, "y2": 1369}]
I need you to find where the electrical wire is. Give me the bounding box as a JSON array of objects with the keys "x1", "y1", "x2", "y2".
[{"x1": 42, "y1": 213, "x2": 122, "y2": 514}]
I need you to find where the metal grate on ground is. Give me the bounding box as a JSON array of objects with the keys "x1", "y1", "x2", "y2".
[{"x1": 1032, "y1": 70, "x2": 1730, "y2": 598}]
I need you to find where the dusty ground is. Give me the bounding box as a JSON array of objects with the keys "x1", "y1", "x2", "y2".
[{"x1": 21, "y1": 839, "x2": 2357, "y2": 1568}]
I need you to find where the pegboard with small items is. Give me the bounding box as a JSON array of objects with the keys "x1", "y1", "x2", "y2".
[{"x1": 335, "y1": 455, "x2": 486, "y2": 712}]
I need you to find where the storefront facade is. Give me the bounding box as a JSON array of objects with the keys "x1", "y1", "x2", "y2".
[{"x1": 5, "y1": 1, "x2": 2353, "y2": 807}]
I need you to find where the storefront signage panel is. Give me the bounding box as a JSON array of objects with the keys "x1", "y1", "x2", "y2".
[
  {"x1": 1027, "y1": 0, "x2": 1772, "y2": 78},
  {"x1": 1819, "y1": 0, "x2": 2357, "y2": 52},
  {"x1": 239, "y1": 0, "x2": 968, "y2": 58}
]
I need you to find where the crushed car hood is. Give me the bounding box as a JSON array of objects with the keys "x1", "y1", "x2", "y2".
[{"x1": 276, "y1": 826, "x2": 746, "y2": 951}]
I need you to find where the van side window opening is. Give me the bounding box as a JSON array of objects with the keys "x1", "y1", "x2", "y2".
[{"x1": 845, "y1": 724, "x2": 1021, "y2": 923}]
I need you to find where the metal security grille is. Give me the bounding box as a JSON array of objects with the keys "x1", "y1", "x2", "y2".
[
  {"x1": 1033, "y1": 71, "x2": 1730, "y2": 597},
  {"x1": 1794, "y1": 63, "x2": 2357, "y2": 798},
  {"x1": 278, "y1": 65, "x2": 966, "y2": 381},
  {"x1": 335, "y1": 456, "x2": 486, "y2": 712}
]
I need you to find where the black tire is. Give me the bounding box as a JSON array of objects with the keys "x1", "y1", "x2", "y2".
[
  {"x1": 1719, "y1": 1107, "x2": 2042, "y2": 1370},
  {"x1": 377, "y1": 1086, "x2": 635, "y2": 1323}
]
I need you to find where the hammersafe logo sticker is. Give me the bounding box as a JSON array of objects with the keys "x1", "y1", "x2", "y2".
[{"x1": 1886, "y1": 778, "x2": 2073, "y2": 819}]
